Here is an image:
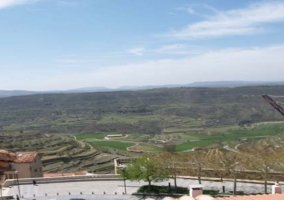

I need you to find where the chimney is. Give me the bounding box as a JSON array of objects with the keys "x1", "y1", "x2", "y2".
[
  {"x1": 189, "y1": 184, "x2": 203, "y2": 198},
  {"x1": 272, "y1": 182, "x2": 281, "y2": 194}
]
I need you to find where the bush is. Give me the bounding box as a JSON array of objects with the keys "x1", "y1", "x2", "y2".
[
  {"x1": 203, "y1": 190, "x2": 219, "y2": 195},
  {"x1": 137, "y1": 185, "x2": 220, "y2": 195}
]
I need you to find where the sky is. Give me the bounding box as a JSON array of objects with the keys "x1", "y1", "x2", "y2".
[{"x1": 0, "y1": 0, "x2": 284, "y2": 91}]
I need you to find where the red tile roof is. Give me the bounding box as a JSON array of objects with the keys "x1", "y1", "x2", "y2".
[
  {"x1": 14, "y1": 152, "x2": 38, "y2": 163},
  {"x1": 214, "y1": 194, "x2": 284, "y2": 200},
  {"x1": 0, "y1": 150, "x2": 16, "y2": 161}
]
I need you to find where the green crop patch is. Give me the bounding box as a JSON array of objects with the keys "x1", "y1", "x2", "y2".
[
  {"x1": 129, "y1": 144, "x2": 163, "y2": 152},
  {"x1": 92, "y1": 141, "x2": 135, "y2": 150},
  {"x1": 76, "y1": 133, "x2": 107, "y2": 140}
]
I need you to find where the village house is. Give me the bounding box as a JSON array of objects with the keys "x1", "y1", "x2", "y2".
[{"x1": 0, "y1": 150, "x2": 43, "y2": 182}]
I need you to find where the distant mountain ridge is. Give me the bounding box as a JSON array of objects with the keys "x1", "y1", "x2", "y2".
[
  {"x1": 187, "y1": 81, "x2": 284, "y2": 87},
  {"x1": 0, "y1": 90, "x2": 39, "y2": 98},
  {"x1": 1, "y1": 81, "x2": 284, "y2": 98}
]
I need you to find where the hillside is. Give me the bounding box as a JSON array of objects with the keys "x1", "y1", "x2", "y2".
[
  {"x1": 1, "y1": 85, "x2": 284, "y2": 173},
  {"x1": 0, "y1": 85, "x2": 283, "y2": 135}
]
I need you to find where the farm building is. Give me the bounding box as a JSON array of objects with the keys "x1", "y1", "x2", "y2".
[{"x1": 0, "y1": 150, "x2": 43, "y2": 183}]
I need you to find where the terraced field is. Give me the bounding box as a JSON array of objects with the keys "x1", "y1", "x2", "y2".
[
  {"x1": 1, "y1": 86, "x2": 284, "y2": 175},
  {"x1": 1, "y1": 121, "x2": 284, "y2": 174},
  {"x1": 0, "y1": 133, "x2": 123, "y2": 173},
  {"x1": 77, "y1": 122, "x2": 284, "y2": 153}
]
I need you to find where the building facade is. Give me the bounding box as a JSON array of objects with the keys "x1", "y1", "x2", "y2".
[{"x1": 0, "y1": 150, "x2": 43, "y2": 182}]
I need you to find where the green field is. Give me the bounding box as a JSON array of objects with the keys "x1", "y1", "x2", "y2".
[
  {"x1": 76, "y1": 133, "x2": 107, "y2": 140},
  {"x1": 130, "y1": 144, "x2": 164, "y2": 152},
  {"x1": 74, "y1": 123, "x2": 284, "y2": 153},
  {"x1": 92, "y1": 141, "x2": 135, "y2": 150}
]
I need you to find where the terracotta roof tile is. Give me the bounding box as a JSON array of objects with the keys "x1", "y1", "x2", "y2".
[
  {"x1": 214, "y1": 194, "x2": 284, "y2": 200},
  {"x1": 0, "y1": 150, "x2": 16, "y2": 161},
  {"x1": 14, "y1": 152, "x2": 38, "y2": 163},
  {"x1": 0, "y1": 150, "x2": 38, "y2": 163}
]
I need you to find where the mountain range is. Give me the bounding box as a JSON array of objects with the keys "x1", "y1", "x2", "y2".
[{"x1": 1, "y1": 81, "x2": 284, "y2": 98}]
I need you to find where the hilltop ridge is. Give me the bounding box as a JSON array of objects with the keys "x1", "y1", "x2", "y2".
[{"x1": 1, "y1": 81, "x2": 284, "y2": 98}]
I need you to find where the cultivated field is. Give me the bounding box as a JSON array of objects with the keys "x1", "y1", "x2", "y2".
[
  {"x1": 1, "y1": 122, "x2": 284, "y2": 173},
  {"x1": 1, "y1": 86, "x2": 284, "y2": 173}
]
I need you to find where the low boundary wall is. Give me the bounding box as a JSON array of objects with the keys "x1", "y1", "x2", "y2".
[{"x1": 2, "y1": 174, "x2": 120, "y2": 187}]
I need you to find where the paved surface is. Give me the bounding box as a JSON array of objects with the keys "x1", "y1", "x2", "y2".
[{"x1": 1, "y1": 178, "x2": 283, "y2": 200}]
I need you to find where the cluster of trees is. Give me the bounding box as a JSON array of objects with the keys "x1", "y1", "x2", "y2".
[{"x1": 119, "y1": 146, "x2": 284, "y2": 194}]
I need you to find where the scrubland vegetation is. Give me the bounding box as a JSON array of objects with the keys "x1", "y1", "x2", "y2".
[{"x1": 1, "y1": 85, "x2": 284, "y2": 184}]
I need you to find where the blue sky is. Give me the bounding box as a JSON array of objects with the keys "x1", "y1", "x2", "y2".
[{"x1": 1, "y1": 0, "x2": 284, "y2": 91}]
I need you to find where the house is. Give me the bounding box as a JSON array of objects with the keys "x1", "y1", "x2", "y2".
[
  {"x1": 13, "y1": 151, "x2": 43, "y2": 178},
  {"x1": 0, "y1": 150, "x2": 16, "y2": 181},
  {"x1": 0, "y1": 150, "x2": 43, "y2": 182},
  {"x1": 214, "y1": 193, "x2": 284, "y2": 200}
]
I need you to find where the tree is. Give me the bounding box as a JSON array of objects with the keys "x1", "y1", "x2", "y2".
[
  {"x1": 244, "y1": 146, "x2": 283, "y2": 193},
  {"x1": 207, "y1": 149, "x2": 244, "y2": 195},
  {"x1": 181, "y1": 151, "x2": 208, "y2": 184},
  {"x1": 163, "y1": 144, "x2": 176, "y2": 153},
  {"x1": 191, "y1": 151, "x2": 208, "y2": 184},
  {"x1": 157, "y1": 152, "x2": 181, "y2": 190},
  {"x1": 120, "y1": 155, "x2": 169, "y2": 187}
]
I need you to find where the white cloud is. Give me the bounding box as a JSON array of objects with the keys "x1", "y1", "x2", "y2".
[
  {"x1": 170, "y1": 1, "x2": 284, "y2": 39},
  {"x1": 176, "y1": 4, "x2": 220, "y2": 18},
  {"x1": 127, "y1": 47, "x2": 145, "y2": 56},
  {"x1": 96, "y1": 44, "x2": 284, "y2": 87},
  {"x1": 158, "y1": 44, "x2": 184, "y2": 51},
  {"x1": 15, "y1": 43, "x2": 284, "y2": 91},
  {"x1": 155, "y1": 44, "x2": 204, "y2": 55},
  {"x1": 126, "y1": 44, "x2": 205, "y2": 56},
  {"x1": 0, "y1": 0, "x2": 37, "y2": 9}
]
